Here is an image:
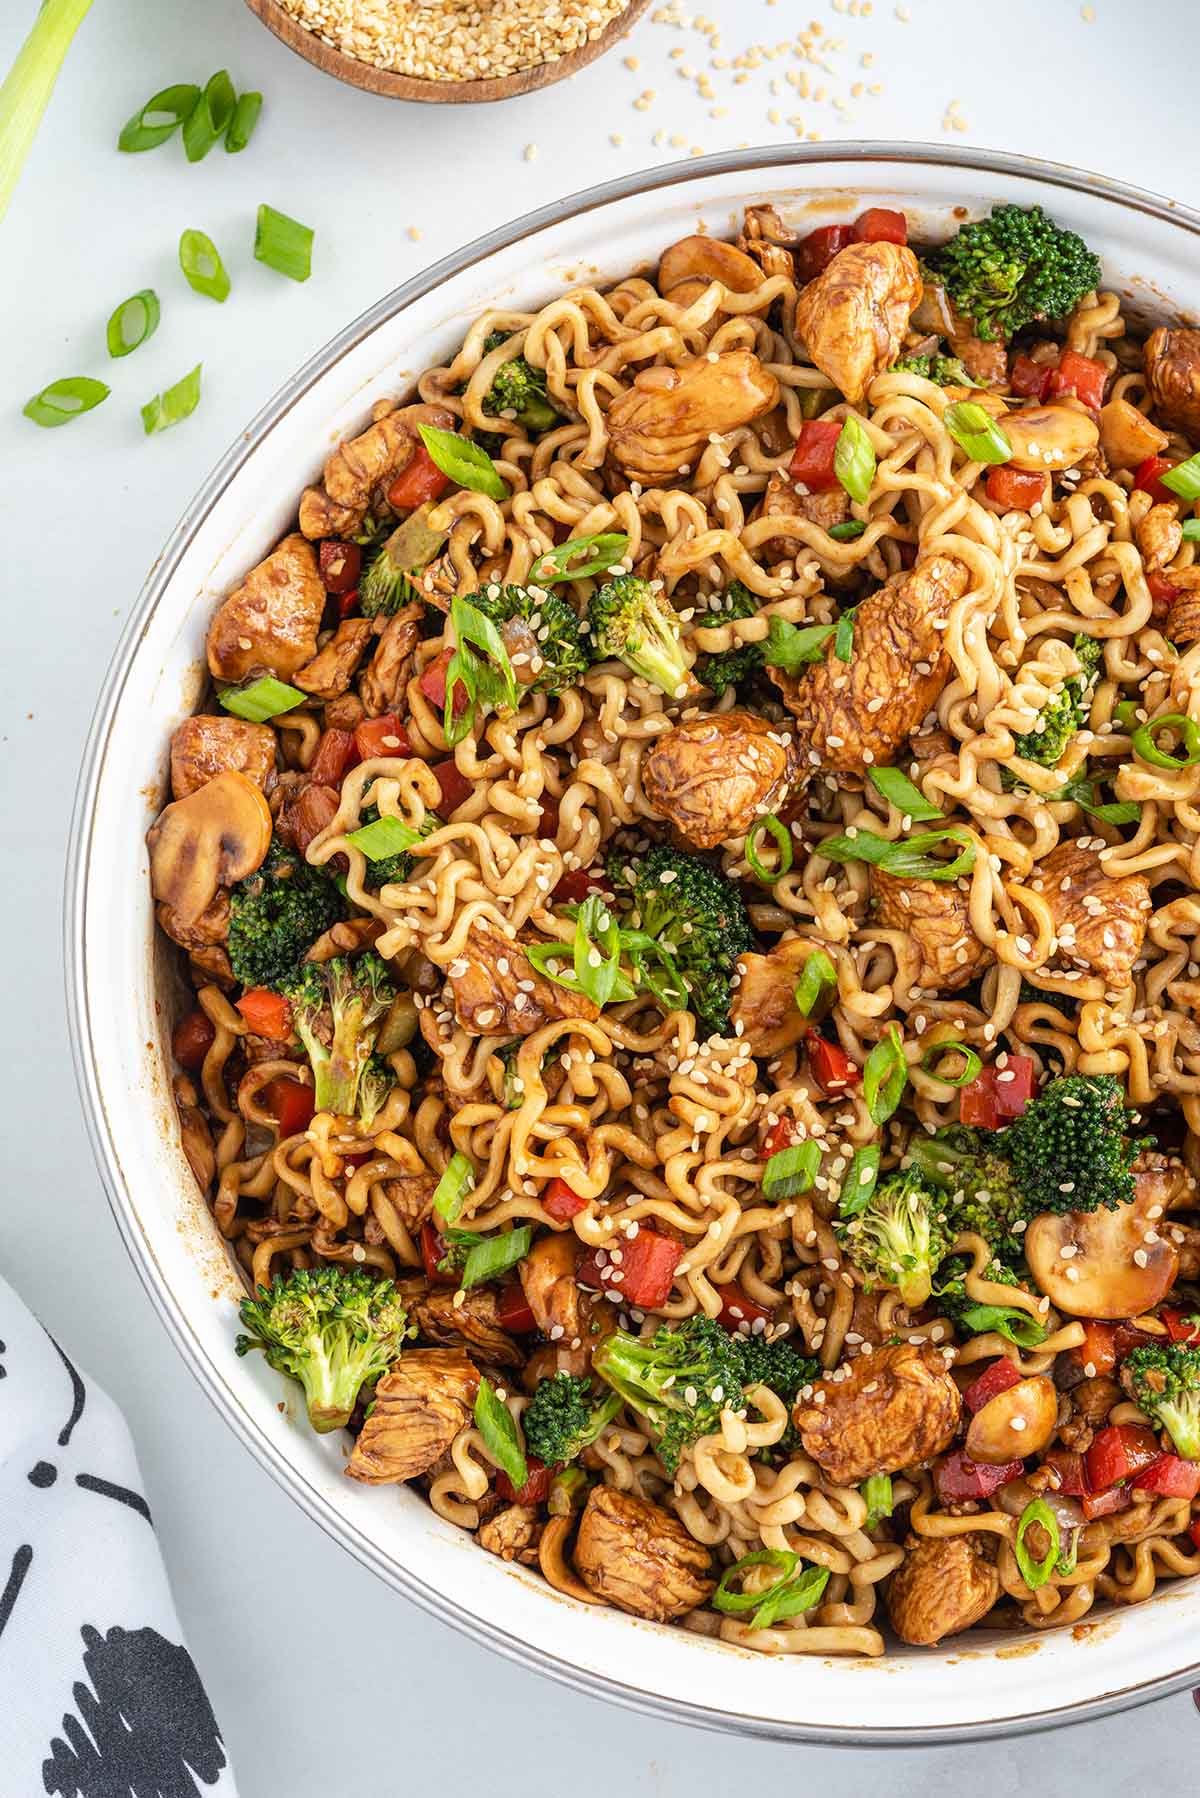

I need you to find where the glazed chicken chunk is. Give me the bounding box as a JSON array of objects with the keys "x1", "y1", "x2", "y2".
[
  {"x1": 206, "y1": 533, "x2": 326, "y2": 683},
  {"x1": 169, "y1": 715, "x2": 277, "y2": 801},
  {"x1": 574, "y1": 1487, "x2": 714, "y2": 1622},
  {"x1": 345, "y1": 1348, "x2": 479, "y2": 1485},
  {"x1": 605, "y1": 350, "x2": 779, "y2": 486},
  {"x1": 755, "y1": 467, "x2": 850, "y2": 562},
  {"x1": 730, "y1": 937, "x2": 823, "y2": 1057},
  {"x1": 518, "y1": 1233, "x2": 581, "y2": 1343},
  {"x1": 1034, "y1": 842, "x2": 1151, "y2": 988},
  {"x1": 771, "y1": 554, "x2": 966, "y2": 774},
  {"x1": 299, "y1": 401, "x2": 456, "y2": 540},
  {"x1": 886, "y1": 1534, "x2": 1000, "y2": 1646},
  {"x1": 411, "y1": 1287, "x2": 525, "y2": 1370},
  {"x1": 479, "y1": 1504, "x2": 542, "y2": 1566},
  {"x1": 293, "y1": 617, "x2": 373, "y2": 700},
  {"x1": 640, "y1": 710, "x2": 800, "y2": 851},
  {"x1": 447, "y1": 920, "x2": 601, "y2": 1036},
  {"x1": 794, "y1": 240, "x2": 923, "y2": 404},
  {"x1": 1143, "y1": 326, "x2": 1200, "y2": 438},
  {"x1": 794, "y1": 1342, "x2": 961, "y2": 1485},
  {"x1": 872, "y1": 867, "x2": 990, "y2": 992}
]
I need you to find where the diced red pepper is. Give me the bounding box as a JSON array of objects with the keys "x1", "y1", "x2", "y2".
[
  {"x1": 1068, "y1": 1319, "x2": 1119, "y2": 1378},
  {"x1": 993, "y1": 1054, "x2": 1035, "y2": 1119},
  {"x1": 318, "y1": 539, "x2": 362, "y2": 595},
  {"x1": 419, "y1": 646, "x2": 470, "y2": 719},
  {"x1": 935, "y1": 1451, "x2": 1024, "y2": 1503},
  {"x1": 431, "y1": 757, "x2": 473, "y2": 816},
  {"x1": 1045, "y1": 350, "x2": 1107, "y2": 412},
  {"x1": 805, "y1": 1031, "x2": 861, "y2": 1096},
  {"x1": 963, "y1": 1357, "x2": 1024, "y2": 1415},
  {"x1": 496, "y1": 1457, "x2": 554, "y2": 1505},
  {"x1": 171, "y1": 1008, "x2": 215, "y2": 1071},
  {"x1": 1163, "y1": 1307, "x2": 1200, "y2": 1346},
  {"x1": 1190, "y1": 1519, "x2": 1200, "y2": 1552},
  {"x1": 1081, "y1": 1483, "x2": 1133, "y2": 1522},
  {"x1": 795, "y1": 223, "x2": 854, "y2": 284},
  {"x1": 495, "y1": 1281, "x2": 538, "y2": 1333},
  {"x1": 1041, "y1": 1447, "x2": 1089, "y2": 1497},
  {"x1": 985, "y1": 466, "x2": 1048, "y2": 511},
  {"x1": 959, "y1": 1067, "x2": 1001, "y2": 1129},
  {"x1": 761, "y1": 1115, "x2": 799, "y2": 1159},
  {"x1": 236, "y1": 988, "x2": 293, "y2": 1040},
  {"x1": 262, "y1": 1077, "x2": 315, "y2": 1136},
  {"x1": 336, "y1": 587, "x2": 360, "y2": 621},
  {"x1": 1009, "y1": 354, "x2": 1053, "y2": 401},
  {"x1": 1148, "y1": 572, "x2": 1182, "y2": 618},
  {"x1": 578, "y1": 1229, "x2": 681, "y2": 1310},
  {"x1": 552, "y1": 866, "x2": 615, "y2": 905},
  {"x1": 543, "y1": 1177, "x2": 588, "y2": 1222},
  {"x1": 354, "y1": 713, "x2": 411, "y2": 762},
  {"x1": 1085, "y1": 1422, "x2": 1161, "y2": 1493},
  {"x1": 1131, "y1": 1454, "x2": 1200, "y2": 1499},
  {"x1": 386, "y1": 444, "x2": 451, "y2": 511},
  {"x1": 853, "y1": 206, "x2": 907, "y2": 245},
  {"x1": 713, "y1": 1282, "x2": 775, "y2": 1334},
  {"x1": 960, "y1": 1056, "x2": 1034, "y2": 1129},
  {"x1": 309, "y1": 727, "x2": 359, "y2": 788},
  {"x1": 420, "y1": 1220, "x2": 457, "y2": 1286},
  {"x1": 788, "y1": 418, "x2": 843, "y2": 492},
  {"x1": 1134, "y1": 455, "x2": 1179, "y2": 507}
]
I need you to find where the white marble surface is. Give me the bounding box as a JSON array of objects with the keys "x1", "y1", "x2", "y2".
[{"x1": 4, "y1": 0, "x2": 1199, "y2": 1788}]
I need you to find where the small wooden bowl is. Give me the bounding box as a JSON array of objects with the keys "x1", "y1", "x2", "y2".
[{"x1": 244, "y1": 0, "x2": 652, "y2": 104}]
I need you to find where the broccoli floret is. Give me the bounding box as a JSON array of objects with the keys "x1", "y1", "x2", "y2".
[
  {"x1": 483, "y1": 355, "x2": 559, "y2": 436},
  {"x1": 732, "y1": 1333, "x2": 819, "y2": 1452},
  {"x1": 358, "y1": 1052, "x2": 396, "y2": 1130},
  {"x1": 1123, "y1": 1343, "x2": 1200, "y2": 1460},
  {"x1": 906, "y1": 1124, "x2": 1028, "y2": 1261},
  {"x1": 607, "y1": 842, "x2": 754, "y2": 1036},
  {"x1": 471, "y1": 581, "x2": 588, "y2": 696},
  {"x1": 925, "y1": 203, "x2": 1102, "y2": 342},
  {"x1": 522, "y1": 1372, "x2": 622, "y2": 1466},
  {"x1": 588, "y1": 573, "x2": 696, "y2": 698},
  {"x1": 284, "y1": 952, "x2": 395, "y2": 1122},
  {"x1": 1002, "y1": 1072, "x2": 1141, "y2": 1217},
  {"x1": 592, "y1": 1316, "x2": 746, "y2": 1474},
  {"x1": 227, "y1": 836, "x2": 346, "y2": 991},
  {"x1": 933, "y1": 1255, "x2": 1048, "y2": 1348},
  {"x1": 1008, "y1": 633, "x2": 1102, "y2": 771},
  {"x1": 696, "y1": 581, "x2": 764, "y2": 697},
  {"x1": 891, "y1": 353, "x2": 979, "y2": 387},
  {"x1": 235, "y1": 1265, "x2": 411, "y2": 1433},
  {"x1": 835, "y1": 1167, "x2": 954, "y2": 1310}
]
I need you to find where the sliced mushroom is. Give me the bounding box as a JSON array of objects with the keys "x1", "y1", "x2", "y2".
[
  {"x1": 1001, "y1": 404, "x2": 1099, "y2": 473},
  {"x1": 1098, "y1": 396, "x2": 1168, "y2": 469},
  {"x1": 965, "y1": 1375, "x2": 1057, "y2": 1463},
  {"x1": 147, "y1": 769, "x2": 272, "y2": 927},
  {"x1": 1025, "y1": 1191, "x2": 1179, "y2": 1321},
  {"x1": 658, "y1": 235, "x2": 764, "y2": 298}
]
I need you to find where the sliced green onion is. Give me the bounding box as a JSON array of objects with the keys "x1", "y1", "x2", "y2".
[
  {"x1": 834, "y1": 605, "x2": 857, "y2": 662},
  {"x1": 443, "y1": 592, "x2": 519, "y2": 745},
  {"x1": 23, "y1": 375, "x2": 108, "y2": 428},
  {"x1": 474, "y1": 1376, "x2": 527, "y2": 1490},
  {"x1": 1113, "y1": 699, "x2": 1139, "y2": 729},
  {"x1": 1182, "y1": 518, "x2": 1200, "y2": 543},
  {"x1": 218, "y1": 675, "x2": 304, "y2": 723},
  {"x1": 1, "y1": 0, "x2": 93, "y2": 224},
  {"x1": 525, "y1": 897, "x2": 636, "y2": 1007},
  {"x1": 204, "y1": 70, "x2": 236, "y2": 136},
  {"x1": 839, "y1": 1145, "x2": 881, "y2": 1217},
  {"x1": 861, "y1": 1473, "x2": 894, "y2": 1529},
  {"x1": 1055, "y1": 1527, "x2": 1080, "y2": 1577},
  {"x1": 745, "y1": 815, "x2": 793, "y2": 885},
  {"x1": 346, "y1": 815, "x2": 423, "y2": 861},
  {"x1": 827, "y1": 519, "x2": 865, "y2": 542},
  {"x1": 820, "y1": 825, "x2": 976, "y2": 882},
  {"x1": 117, "y1": 82, "x2": 199, "y2": 153},
  {"x1": 226, "y1": 91, "x2": 262, "y2": 153},
  {"x1": 863, "y1": 1024, "x2": 907, "y2": 1125},
  {"x1": 419, "y1": 422, "x2": 508, "y2": 501},
  {"x1": 179, "y1": 229, "x2": 230, "y2": 302},
  {"x1": 762, "y1": 1140, "x2": 821, "y2": 1201},
  {"x1": 106, "y1": 288, "x2": 160, "y2": 359},
  {"x1": 834, "y1": 414, "x2": 875, "y2": 504},
  {"x1": 530, "y1": 532, "x2": 630, "y2": 585},
  {"x1": 763, "y1": 616, "x2": 837, "y2": 673},
  {"x1": 943, "y1": 400, "x2": 1012, "y2": 465},
  {"x1": 1048, "y1": 772, "x2": 1141, "y2": 827},
  {"x1": 868, "y1": 765, "x2": 942, "y2": 821},
  {"x1": 433, "y1": 1149, "x2": 475, "y2": 1226},
  {"x1": 920, "y1": 1039, "x2": 982, "y2": 1088},
  {"x1": 1131, "y1": 712, "x2": 1200, "y2": 770},
  {"x1": 1014, "y1": 1498, "x2": 1060, "y2": 1591},
  {"x1": 181, "y1": 86, "x2": 218, "y2": 162},
  {"x1": 141, "y1": 363, "x2": 202, "y2": 435},
  {"x1": 794, "y1": 948, "x2": 837, "y2": 1019},
  {"x1": 712, "y1": 1549, "x2": 829, "y2": 1630},
  {"x1": 1161, "y1": 452, "x2": 1200, "y2": 503},
  {"x1": 459, "y1": 1225, "x2": 534, "y2": 1291},
  {"x1": 255, "y1": 202, "x2": 313, "y2": 283},
  {"x1": 951, "y1": 1301, "x2": 1047, "y2": 1349}
]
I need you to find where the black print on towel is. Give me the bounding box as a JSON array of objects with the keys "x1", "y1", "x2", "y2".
[{"x1": 42, "y1": 1624, "x2": 227, "y2": 1798}]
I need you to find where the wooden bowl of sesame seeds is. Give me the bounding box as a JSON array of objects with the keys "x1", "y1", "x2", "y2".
[{"x1": 244, "y1": 0, "x2": 653, "y2": 104}]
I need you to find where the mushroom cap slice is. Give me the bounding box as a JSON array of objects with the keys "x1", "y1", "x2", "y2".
[
  {"x1": 147, "y1": 769, "x2": 272, "y2": 927},
  {"x1": 1025, "y1": 1191, "x2": 1178, "y2": 1321}
]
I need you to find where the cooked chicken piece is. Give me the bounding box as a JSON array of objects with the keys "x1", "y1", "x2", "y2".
[
  {"x1": 479, "y1": 1504, "x2": 542, "y2": 1565},
  {"x1": 641, "y1": 710, "x2": 800, "y2": 851},
  {"x1": 605, "y1": 350, "x2": 779, "y2": 486},
  {"x1": 188, "y1": 943, "x2": 235, "y2": 989},
  {"x1": 379, "y1": 1171, "x2": 437, "y2": 1230},
  {"x1": 730, "y1": 936, "x2": 818, "y2": 1057},
  {"x1": 886, "y1": 1534, "x2": 1000, "y2": 1646},
  {"x1": 574, "y1": 1487, "x2": 714, "y2": 1622},
  {"x1": 207, "y1": 534, "x2": 326, "y2": 683},
  {"x1": 1035, "y1": 841, "x2": 1151, "y2": 988},
  {"x1": 794, "y1": 1342, "x2": 961, "y2": 1485},
  {"x1": 412, "y1": 1286, "x2": 525, "y2": 1369},
  {"x1": 276, "y1": 781, "x2": 340, "y2": 858},
  {"x1": 448, "y1": 920, "x2": 600, "y2": 1037},
  {"x1": 325, "y1": 691, "x2": 366, "y2": 733},
  {"x1": 756, "y1": 466, "x2": 850, "y2": 562},
  {"x1": 173, "y1": 1074, "x2": 215, "y2": 1192},
  {"x1": 1058, "y1": 1375, "x2": 1122, "y2": 1455},
  {"x1": 293, "y1": 617, "x2": 373, "y2": 700},
  {"x1": 518, "y1": 1233, "x2": 581, "y2": 1342},
  {"x1": 658, "y1": 235, "x2": 764, "y2": 298},
  {"x1": 155, "y1": 890, "x2": 230, "y2": 953},
  {"x1": 950, "y1": 333, "x2": 1008, "y2": 389},
  {"x1": 1166, "y1": 580, "x2": 1200, "y2": 646},
  {"x1": 1099, "y1": 396, "x2": 1169, "y2": 469},
  {"x1": 771, "y1": 554, "x2": 966, "y2": 774},
  {"x1": 1136, "y1": 503, "x2": 1183, "y2": 574},
  {"x1": 872, "y1": 867, "x2": 990, "y2": 992},
  {"x1": 345, "y1": 1348, "x2": 479, "y2": 1485},
  {"x1": 299, "y1": 401, "x2": 456, "y2": 540},
  {"x1": 360, "y1": 603, "x2": 423, "y2": 717},
  {"x1": 170, "y1": 715, "x2": 277, "y2": 801},
  {"x1": 1134, "y1": 1148, "x2": 1197, "y2": 1215},
  {"x1": 794, "y1": 241, "x2": 922, "y2": 405},
  {"x1": 1143, "y1": 327, "x2": 1200, "y2": 438}
]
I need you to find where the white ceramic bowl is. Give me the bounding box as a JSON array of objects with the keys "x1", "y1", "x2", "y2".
[{"x1": 67, "y1": 144, "x2": 1200, "y2": 1742}]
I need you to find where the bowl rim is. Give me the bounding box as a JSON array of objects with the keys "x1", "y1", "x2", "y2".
[{"x1": 66, "y1": 140, "x2": 1200, "y2": 1744}]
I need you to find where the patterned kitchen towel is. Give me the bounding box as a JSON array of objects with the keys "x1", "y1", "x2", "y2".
[{"x1": 0, "y1": 1271, "x2": 237, "y2": 1797}]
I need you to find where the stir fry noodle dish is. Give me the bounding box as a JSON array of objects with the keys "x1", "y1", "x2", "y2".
[{"x1": 148, "y1": 196, "x2": 1200, "y2": 1656}]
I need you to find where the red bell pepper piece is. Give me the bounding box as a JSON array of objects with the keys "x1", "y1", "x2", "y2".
[
  {"x1": 262, "y1": 1077, "x2": 315, "y2": 1136},
  {"x1": 1068, "y1": 1319, "x2": 1119, "y2": 1378},
  {"x1": 1189, "y1": 1519, "x2": 1200, "y2": 1552},
  {"x1": 993, "y1": 1054, "x2": 1035, "y2": 1119},
  {"x1": 1134, "y1": 454, "x2": 1179, "y2": 507},
  {"x1": 419, "y1": 645, "x2": 470, "y2": 720},
  {"x1": 1041, "y1": 1447, "x2": 1089, "y2": 1497},
  {"x1": 578, "y1": 1229, "x2": 681, "y2": 1310},
  {"x1": 1163, "y1": 1307, "x2": 1200, "y2": 1346},
  {"x1": 171, "y1": 1008, "x2": 215, "y2": 1071},
  {"x1": 432, "y1": 757, "x2": 473, "y2": 816},
  {"x1": 1009, "y1": 354, "x2": 1053, "y2": 401},
  {"x1": 805, "y1": 1031, "x2": 861, "y2": 1096},
  {"x1": 1132, "y1": 1454, "x2": 1200, "y2": 1499},
  {"x1": 495, "y1": 1281, "x2": 538, "y2": 1333},
  {"x1": 788, "y1": 418, "x2": 843, "y2": 492},
  {"x1": 496, "y1": 1456, "x2": 554, "y2": 1505},
  {"x1": 552, "y1": 866, "x2": 614, "y2": 905},
  {"x1": 318, "y1": 539, "x2": 362, "y2": 595},
  {"x1": 336, "y1": 587, "x2": 360, "y2": 620},
  {"x1": 963, "y1": 1357, "x2": 1024, "y2": 1415},
  {"x1": 1147, "y1": 572, "x2": 1181, "y2": 618},
  {"x1": 386, "y1": 444, "x2": 451, "y2": 511},
  {"x1": 959, "y1": 1067, "x2": 1000, "y2": 1129},
  {"x1": 309, "y1": 727, "x2": 359, "y2": 788},
  {"x1": 713, "y1": 1283, "x2": 775, "y2": 1334},
  {"x1": 935, "y1": 1451, "x2": 1025, "y2": 1504},
  {"x1": 761, "y1": 1115, "x2": 799, "y2": 1159},
  {"x1": 795, "y1": 223, "x2": 854, "y2": 283},
  {"x1": 1045, "y1": 350, "x2": 1107, "y2": 411},
  {"x1": 985, "y1": 466, "x2": 1048, "y2": 511},
  {"x1": 354, "y1": 713, "x2": 411, "y2": 762},
  {"x1": 853, "y1": 206, "x2": 907, "y2": 246},
  {"x1": 236, "y1": 987, "x2": 293, "y2": 1040},
  {"x1": 960, "y1": 1056, "x2": 1033, "y2": 1129},
  {"x1": 1085, "y1": 1422, "x2": 1161, "y2": 1493},
  {"x1": 420, "y1": 1220, "x2": 457, "y2": 1287},
  {"x1": 543, "y1": 1177, "x2": 588, "y2": 1222},
  {"x1": 1081, "y1": 1483, "x2": 1133, "y2": 1521}
]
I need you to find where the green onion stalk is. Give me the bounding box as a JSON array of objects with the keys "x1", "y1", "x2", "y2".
[{"x1": 0, "y1": 0, "x2": 93, "y2": 226}]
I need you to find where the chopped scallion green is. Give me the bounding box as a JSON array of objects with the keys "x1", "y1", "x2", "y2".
[
  {"x1": 458, "y1": 1226, "x2": 534, "y2": 1290},
  {"x1": 106, "y1": 288, "x2": 160, "y2": 359},
  {"x1": 863, "y1": 1024, "x2": 907, "y2": 1125},
  {"x1": 418, "y1": 422, "x2": 508, "y2": 501},
  {"x1": 225, "y1": 90, "x2": 262, "y2": 153},
  {"x1": 474, "y1": 1377, "x2": 527, "y2": 1490},
  {"x1": 834, "y1": 413, "x2": 875, "y2": 504},
  {"x1": 218, "y1": 675, "x2": 304, "y2": 723},
  {"x1": 179, "y1": 229, "x2": 230, "y2": 302},
  {"x1": 1161, "y1": 452, "x2": 1200, "y2": 503},
  {"x1": 345, "y1": 814, "x2": 423, "y2": 862},
  {"x1": 868, "y1": 765, "x2": 942, "y2": 821},
  {"x1": 23, "y1": 375, "x2": 109, "y2": 428},
  {"x1": 141, "y1": 363, "x2": 202, "y2": 435},
  {"x1": 433, "y1": 1150, "x2": 475, "y2": 1226},
  {"x1": 762, "y1": 1139, "x2": 821, "y2": 1200},
  {"x1": 745, "y1": 814, "x2": 793, "y2": 885},
  {"x1": 943, "y1": 401, "x2": 1012, "y2": 466},
  {"x1": 254, "y1": 202, "x2": 313, "y2": 282},
  {"x1": 118, "y1": 83, "x2": 199, "y2": 153}
]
